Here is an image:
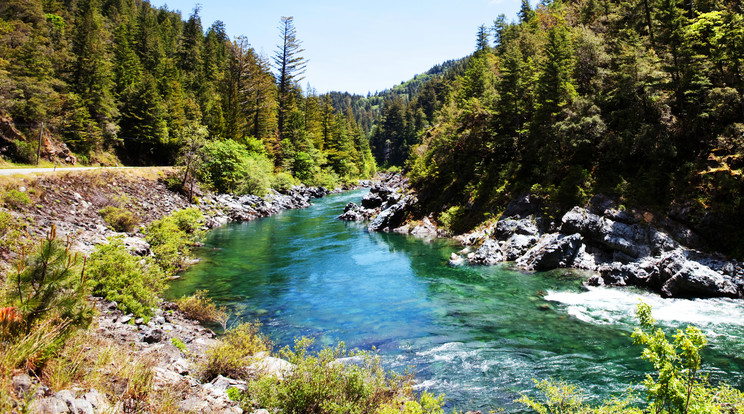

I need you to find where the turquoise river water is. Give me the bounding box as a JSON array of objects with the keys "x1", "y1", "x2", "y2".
[{"x1": 168, "y1": 189, "x2": 744, "y2": 411}]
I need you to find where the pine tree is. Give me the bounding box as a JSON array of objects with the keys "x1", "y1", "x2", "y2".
[{"x1": 273, "y1": 16, "x2": 307, "y2": 140}]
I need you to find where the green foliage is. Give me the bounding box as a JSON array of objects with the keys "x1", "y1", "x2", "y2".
[
  {"x1": 376, "y1": 392, "x2": 446, "y2": 414},
  {"x1": 200, "y1": 322, "x2": 271, "y2": 381},
  {"x1": 518, "y1": 379, "x2": 642, "y2": 414},
  {"x1": 198, "y1": 139, "x2": 274, "y2": 195},
  {"x1": 273, "y1": 171, "x2": 298, "y2": 193},
  {"x1": 1, "y1": 227, "x2": 91, "y2": 372},
  {"x1": 438, "y1": 205, "x2": 465, "y2": 233},
  {"x1": 7, "y1": 226, "x2": 91, "y2": 334},
  {"x1": 98, "y1": 205, "x2": 138, "y2": 232},
  {"x1": 2, "y1": 189, "x2": 31, "y2": 210},
  {"x1": 86, "y1": 237, "x2": 167, "y2": 318},
  {"x1": 632, "y1": 302, "x2": 714, "y2": 414},
  {"x1": 0, "y1": 210, "x2": 27, "y2": 253},
  {"x1": 237, "y1": 337, "x2": 416, "y2": 414},
  {"x1": 144, "y1": 207, "x2": 204, "y2": 274}
]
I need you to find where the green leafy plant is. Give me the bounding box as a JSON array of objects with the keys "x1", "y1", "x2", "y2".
[
  {"x1": 9, "y1": 226, "x2": 91, "y2": 333},
  {"x1": 632, "y1": 301, "x2": 712, "y2": 414},
  {"x1": 144, "y1": 207, "x2": 205, "y2": 274},
  {"x1": 86, "y1": 237, "x2": 167, "y2": 318},
  {"x1": 99, "y1": 205, "x2": 138, "y2": 232}
]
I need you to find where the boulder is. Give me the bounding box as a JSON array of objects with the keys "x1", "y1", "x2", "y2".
[
  {"x1": 517, "y1": 233, "x2": 583, "y2": 271},
  {"x1": 469, "y1": 239, "x2": 504, "y2": 265},
  {"x1": 28, "y1": 397, "x2": 70, "y2": 413},
  {"x1": 658, "y1": 251, "x2": 740, "y2": 298},
  {"x1": 493, "y1": 218, "x2": 539, "y2": 240},
  {"x1": 561, "y1": 207, "x2": 652, "y2": 259},
  {"x1": 247, "y1": 354, "x2": 294, "y2": 380},
  {"x1": 502, "y1": 234, "x2": 539, "y2": 261},
  {"x1": 368, "y1": 196, "x2": 412, "y2": 232},
  {"x1": 361, "y1": 192, "x2": 384, "y2": 208}
]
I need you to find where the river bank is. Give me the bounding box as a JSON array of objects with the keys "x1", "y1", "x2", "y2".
[
  {"x1": 0, "y1": 168, "x2": 331, "y2": 412},
  {"x1": 340, "y1": 174, "x2": 744, "y2": 300}
]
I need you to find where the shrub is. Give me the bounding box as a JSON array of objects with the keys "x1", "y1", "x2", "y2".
[
  {"x1": 200, "y1": 322, "x2": 271, "y2": 381},
  {"x1": 517, "y1": 302, "x2": 744, "y2": 414},
  {"x1": 2, "y1": 189, "x2": 31, "y2": 210},
  {"x1": 0, "y1": 210, "x2": 27, "y2": 253},
  {"x1": 170, "y1": 207, "x2": 206, "y2": 235},
  {"x1": 144, "y1": 207, "x2": 204, "y2": 274},
  {"x1": 308, "y1": 168, "x2": 340, "y2": 189},
  {"x1": 176, "y1": 290, "x2": 228, "y2": 326},
  {"x1": 198, "y1": 139, "x2": 274, "y2": 195},
  {"x1": 438, "y1": 205, "x2": 465, "y2": 233},
  {"x1": 272, "y1": 171, "x2": 297, "y2": 193},
  {"x1": 237, "y1": 154, "x2": 274, "y2": 196},
  {"x1": 99, "y1": 206, "x2": 138, "y2": 232},
  {"x1": 237, "y1": 338, "x2": 415, "y2": 414},
  {"x1": 87, "y1": 237, "x2": 167, "y2": 318}
]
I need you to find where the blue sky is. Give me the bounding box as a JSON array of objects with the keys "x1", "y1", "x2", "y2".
[{"x1": 150, "y1": 0, "x2": 522, "y2": 95}]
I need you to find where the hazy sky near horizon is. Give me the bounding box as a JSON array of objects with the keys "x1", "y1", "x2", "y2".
[{"x1": 150, "y1": 0, "x2": 522, "y2": 95}]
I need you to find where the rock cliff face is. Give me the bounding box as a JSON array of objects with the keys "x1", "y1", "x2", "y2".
[{"x1": 346, "y1": 181, "x2": 744, "y2": 299}]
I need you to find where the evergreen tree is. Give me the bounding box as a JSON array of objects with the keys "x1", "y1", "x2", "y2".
[{"x1": 273, "y1": 16, "x2": 307, "y2": 140}]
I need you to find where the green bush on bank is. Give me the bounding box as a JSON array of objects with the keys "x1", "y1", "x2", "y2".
[
  {"x1": 86, "y1": 237, "x2": 167, "y2": 318},
  {"x1": 197, "y1": 139, "x2": 274, "y2": 196},
  {"x1": 233, "y1": 337, "x2": 442, "y2": 414},
  {"x1": 144, "y1": 207, "x2": 205, "y2": 274}
]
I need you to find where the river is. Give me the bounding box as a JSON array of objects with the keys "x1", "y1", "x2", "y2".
[{"x1": 168, "y1": 189, "x2": 744, "y2": 411}]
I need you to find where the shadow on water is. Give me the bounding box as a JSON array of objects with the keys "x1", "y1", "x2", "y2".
[{"x1": 168, "y1": 190, "x2": 744, "y2": 412}]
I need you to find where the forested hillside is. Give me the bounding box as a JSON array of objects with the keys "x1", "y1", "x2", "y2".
[
  {"x1": 0, "y1": 0, "x2": 375, "y2": 185},
  {"x1": 363, "y1": 0, "x2": 744, "y2": 257}
]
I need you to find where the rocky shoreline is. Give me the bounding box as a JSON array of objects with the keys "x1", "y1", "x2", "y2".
[
  {"x1": 340, "y1": 175, "x2": 744, "y2": 300},
  {"x1": 3, "y1": 169, "x2": 329, "y2": 413}
]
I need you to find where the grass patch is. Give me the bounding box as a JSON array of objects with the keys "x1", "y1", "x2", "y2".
[
  {"x1": 176, "y1": 290, "x2": 228, "y2": 327},
  {"x1": 99, "y1": 206, "x2": 138, "y2": 232},
  {"x1": 200, "y1": 322, "x2": 271, "y2": 381}
]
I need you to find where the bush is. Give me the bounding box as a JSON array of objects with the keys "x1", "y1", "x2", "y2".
[
  {"x1": 307, "y1": 168, "x2": 340, "y2": 189},
  {"x1": 200, "y1": 322, "x2": 271, "y2": 381},
  {"x1": 198, "y1": 139, "x2": 274, "y2": 195},
  {"x1": 2, "y1": 189, "x2": 31, "y2": 210},
  {"x1": 272, "y1": 172, "x2": 297, "y2": 193},
  {"x1": 0, "y1": 210, "x2": 27, "y2": 253},
  {"x1": 176, "y1": 290, "x2": 228, "y2": 326},
  {"x1": 237, "y1": 338, "x2": 417, "y2": 414},
  {"x1": 144, "y1": 207, "x2": 204, "y2": 274},
  {"x1": 438, "y1": 205, "x2": 465, "y2": 233},
  {"x1": 86, "y1": 237, "x2": 167, "y2": 318},
  {"x1": 99, "y1": 206, "x2": 138, "y2": 232}
]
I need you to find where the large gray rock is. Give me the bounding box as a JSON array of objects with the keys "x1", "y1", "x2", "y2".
[
  {"x1": 517, "y1": 233, "x2": 583, "y2": 271},
  {"x1": 368, "y1": 196, "x2": 412, "y2": 232},
  {"x1": 247, "y1": 354, "x2": 294, "y2": 380},
  {"x1": 361, "y1": 192, "x2": 384, "y2": 208},
  {"x1": 28, "y1": 397, "x2": 70, "y2": 413},
  {"x1": 493, "y1": 218, "x2": 539, "y2": 240},
  {"x1": 561, "y1": 207, "x2": 655, "y2": 259},
  {"x1": 469, "y1": 239, "x2": 504, "y2": 265},
  {"x1": 658, "y1": 251, "x2": 740, "y2": 298},
  {"x1": 502, "y1": 233, "x2": 539, "y2": 261}
]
